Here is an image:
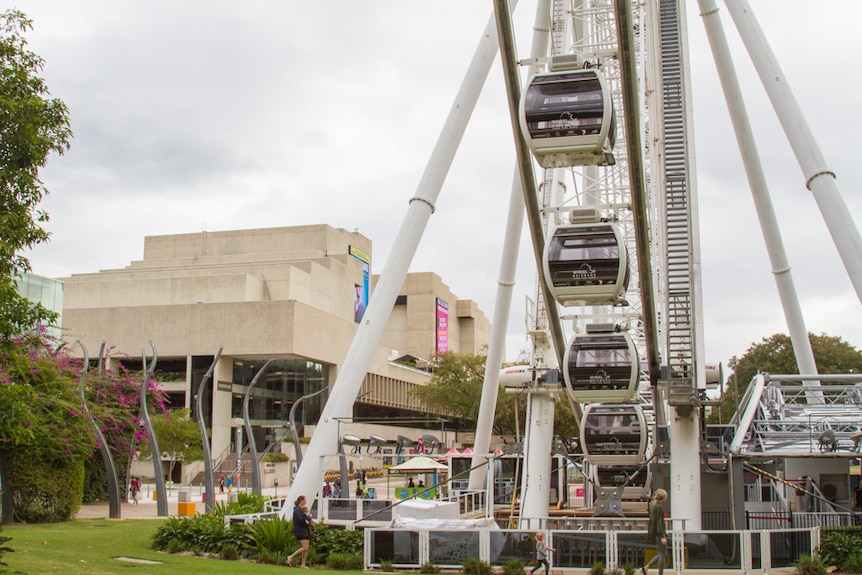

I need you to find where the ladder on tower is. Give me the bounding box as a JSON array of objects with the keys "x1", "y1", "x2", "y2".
[{"x1": 657, "y1": 0, "x2": 697, "y2": 413}]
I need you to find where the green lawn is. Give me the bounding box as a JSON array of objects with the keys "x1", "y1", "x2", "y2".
[{"x1": 2, "y1": 519, "x2": 361, "y2": 575}]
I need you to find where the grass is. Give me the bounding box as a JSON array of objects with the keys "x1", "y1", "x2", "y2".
[{"x1": 2, "y1": 519, "x2": 363, "y2": 574}]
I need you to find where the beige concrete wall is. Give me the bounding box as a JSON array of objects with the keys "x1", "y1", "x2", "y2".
[{"x1": 59, "y1": 224, "x2": 491, "y2": 465}]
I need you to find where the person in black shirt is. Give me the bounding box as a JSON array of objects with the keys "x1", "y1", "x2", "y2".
[{"x1": 287, "y1": 495, "x2": 312, "y2": 568}]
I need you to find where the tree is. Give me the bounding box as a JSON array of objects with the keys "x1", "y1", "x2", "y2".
[
  {"x1": 0, "y1": 333, "x2": 95, "y2": 522},
  {"x1": 0, "y1": 334, "x2": 163, "y2": 520},
  {"x1": 0, "y1": 10, "x2": 72, "y2": 346},
  {"x1": 142, "y1": 408, "x2": 205, "y2": 482},
  {"x1": 710, "y1": 333, "x2": 862, "y2": 424},
  {"x1": 411, "y1": 352, "x2": 579, "y2": 439},
  {"x1": 81, "y1": 356, "x2": 165, "y2": 504}
]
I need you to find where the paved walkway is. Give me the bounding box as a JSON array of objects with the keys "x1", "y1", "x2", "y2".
[
  {"x1": 76, "y1": 485, "x2": 287, "y2": 520},
  {"x1": 75, "y1": 479, "x2": 385, "y2": 520}
]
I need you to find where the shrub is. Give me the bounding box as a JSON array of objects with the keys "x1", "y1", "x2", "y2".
[
  {"x1": 503, "y1": 558, "x2": 525, "y2": 575},
  {"x1": 345, "y1": 551, "x2": 364, "y2": 570},
  {"x1": 819, "y1": 531, "x2": 862, "y2": 569},
  {"x1": 420, "y1": 561, "x2": 442, "y2": 574},
  {"x1": 247, "y1": 516, "x2": 296, "y2": 557},
  {"x1": 151, "y1": 514, "x2": 230, "y2": 554},
  {"x1": 6, "y1": 453, "x2": 85, "y2": 523},
  {"x1": 310, "y1": 523, "x2": 363, "y2": 564},
  {"x1": 843, "y1": 555, "x2": 862, "y2": 575},
  {"x1": 166, "y1": 538, "x2": 183, "y2": 554},
  {"x1": 224, "y1": 522, "x2": 256, "y2": 559},
  {"x1": 257, "y1": 549, "x2": 287, "y2": 565},
  {"x1": 462, "y1": 557, "x2": 492, "y2": 575},
  {"x1": 328, "y1": 552, "x2": 348, "y2": 569},
  {"x1": 220, "y1": 543, "x2": 239, "y2": 560},
  {"x1": 589, "y1": 561, "x2": 607, "y2": 575},
  {"x1": 620, "y1": 562, "x2": 636, "y2": 575},
  {"x1": 796, "y1": 554, "x2": 826, "y2": 575},
  {"x1": 263, "y1": 452, "x2": 289, "y2": 463},
  {"x1": 212, "y1": 492, "x2": 266, "y2": 517},
  {"x1": 381, "y1": 559, "x2": 395, "y2": 572}
]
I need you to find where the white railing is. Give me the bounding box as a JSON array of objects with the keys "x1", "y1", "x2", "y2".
[{"x1": 364, "y1": 527, "x2": 821, "y2": 574}]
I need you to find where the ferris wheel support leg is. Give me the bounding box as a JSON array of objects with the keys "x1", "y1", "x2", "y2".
[
  {"x1": 724, "y1": 0, "x2": 862, "y2": 305},
  {"x1": 519, "y1": 391, "x2": 556, "y2": 529},
  {"x1": 469, "y1": 0, "x2": 551, "y2": 493},
  {"x1": 283, "y1": 4, "x2": 514, "y2": 513},
  {"x1": 469, "y1": 169, "x2": 526, "y2": 492},
  {"x1": 669, "y1": 410, "x2": 702, "y2": 530},
  {"x1": 698, "y1": 0, "x2": 822, "y2": 402}
]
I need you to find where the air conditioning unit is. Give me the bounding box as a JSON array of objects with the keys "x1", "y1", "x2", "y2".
[
  {"x1": 569, "y1": 207, "x2": 601, "y2": 224},
  {"x1": 548, "y1": 54, "x2": 585, "y2": 72},
  {"x1": 585, "y1": 323, "x2": 618, "y2": 334}
]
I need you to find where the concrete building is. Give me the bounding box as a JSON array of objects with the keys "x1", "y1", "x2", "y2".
[{"x1": 59, "y1": 224, "x2": 490, "y2": 481}]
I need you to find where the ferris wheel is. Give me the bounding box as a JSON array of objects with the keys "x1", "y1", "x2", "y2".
[{"x1": 284, "y1": 0, "x2": 862, "y2": 525}]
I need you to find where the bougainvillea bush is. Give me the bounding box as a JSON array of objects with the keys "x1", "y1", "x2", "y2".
[{"x1": 0, "y1": 332, "x2": 164, "y2": 522}]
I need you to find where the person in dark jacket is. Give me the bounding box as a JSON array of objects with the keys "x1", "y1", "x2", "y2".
[
  {"x1": 641, "y1": 488, "x2": 668, "y2": 575},
  {"x1": 287, "y1": 495, "x2": 312, "y2": 568}
]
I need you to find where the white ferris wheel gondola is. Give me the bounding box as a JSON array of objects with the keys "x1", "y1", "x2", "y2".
[
  {"x1": 519, "y1": 68, "x2": 617, "y2": 168},
  {"x1": 580, "y1": 403, "x2": 647, "y2": 465},
  {"x1": 563, "y1": 329, "x2": 640, "y2": 403},
  {"x1": 544, "y1": 222, "x2": 630, "y2": 306}
]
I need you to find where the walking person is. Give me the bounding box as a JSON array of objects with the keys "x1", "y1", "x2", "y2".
[
  {"x1": 529, "y1": 531, "x2": 555, "y2": 575},
  {"x1": 287, "y1": 495, "x2": 312, "y2": 568},
  {"x1": 130, "y1": 477, "x2": 141, "y2": 505},
  {"x1": 641, "y1": 488, "x2": 669, "y2": 575}
]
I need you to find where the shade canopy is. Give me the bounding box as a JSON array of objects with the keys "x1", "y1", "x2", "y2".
[{"x1": 389, "y1": 455, "x2": 448, "y2": 473}]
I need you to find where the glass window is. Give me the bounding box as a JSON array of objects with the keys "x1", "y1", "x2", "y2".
[{"x1": 231, "y1": 358, "x2": 328, "y2": 426}]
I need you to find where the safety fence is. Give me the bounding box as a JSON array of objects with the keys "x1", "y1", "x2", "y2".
[{"x1": 364, "y1": 527, "x2": 819, "y2": 574}]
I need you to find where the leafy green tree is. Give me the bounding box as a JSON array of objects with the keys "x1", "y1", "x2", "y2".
[
  {"x1": 0, "y1": 333, "x2": 94, "y2": 522},
  {"x1": 141, "y1": 408, "x2": 205, "y2": 482},
  {"x1": 0, "y1": 9, "x2": 72, "y2": 346},
  {"x1": 710, "y1": 333, "x2": 862, "y2": 424},
  {"x1": 412, "y1": 352, "x2": 579, "y2": 439}
]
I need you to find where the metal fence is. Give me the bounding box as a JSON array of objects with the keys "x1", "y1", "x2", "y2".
[{"x1": 364, "y1": 527, "x2": 819, "y2": 574}]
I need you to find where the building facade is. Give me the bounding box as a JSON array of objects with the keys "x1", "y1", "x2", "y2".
[
  {"x1": 15, "y1": 272, "x2": 64, "y2": 338},
  {"x1": 58, "y1": 224, "x2": 490, "y2": 477}
]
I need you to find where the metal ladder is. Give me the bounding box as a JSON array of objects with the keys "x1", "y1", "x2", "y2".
[{"x1": 658, "y1": 0, "x2": 697, "y2": 412}]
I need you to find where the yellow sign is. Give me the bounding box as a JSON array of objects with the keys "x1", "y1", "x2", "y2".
[{"x1": 349, "y1": 245, "x2": 370, "y2": 263}]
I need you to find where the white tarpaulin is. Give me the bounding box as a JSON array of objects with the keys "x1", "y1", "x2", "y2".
[
  {"x1": 392, "y1": 498, "x2": 459, "y2": 521},
  {"x1": 390, "y1": 500, "x2": 505, "y2": 564}
]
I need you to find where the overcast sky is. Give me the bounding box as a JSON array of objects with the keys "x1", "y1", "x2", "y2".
[{"x1": 15, "y1": 1, "x2": 862, "y2": 370}]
